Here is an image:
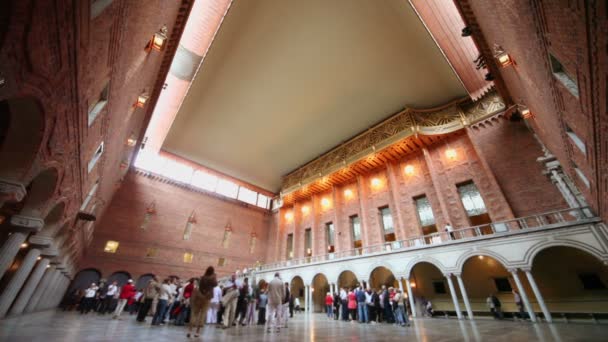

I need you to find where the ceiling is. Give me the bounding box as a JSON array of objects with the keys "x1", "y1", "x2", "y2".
[{"x1": 162, "y1": 0, "x2": 467, "y2": 192}]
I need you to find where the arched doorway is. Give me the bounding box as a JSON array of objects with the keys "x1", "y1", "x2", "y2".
[
  {"x1": 460, "y1": 255, "x2": 513, "y2": 318},
  {"x1": 136, "y1": 273, "x2": 155, "y2": 290},
  {"x1": 70, "y1": 268, "x2": 102, "y2": 291},
  {"x1": 369, "y1": 266, "x2": 398, "y2": 290},
  {"x1": 0, "y1": 97, "x2": 44, "y2": 179},
  {"x1": 107, "y1": 271, "x2": 131, "y2": 287},
  {"x1": 531, "y1": 246, "x2": 608, "y2": 316},
  {"x1": 409, "y1": 262, "x2": 450, "y2": 316},
  {"x1": 312, "y1": 273, "x2": 330, "y2": 313},
  {"x1": 290, "y1": 276, "x2": 304, "y2": 304},
  {"x1": 337, "y1": 270, "x2": 358, "y2": 291}
]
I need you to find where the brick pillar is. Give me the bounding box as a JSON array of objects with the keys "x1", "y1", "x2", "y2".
[
  {"x1": 356, "y1": 175, "x2": 373, "y2": 247},
  {"x1": 0, "y1": 248, "x2": 41, "y2": 317},
  {"x1": 386, "y1": 162, "x2": 407, "y2": 240},
  {"x1": 9, "y1": 257, "x2": 50, "y2": 316},
  {"x1": 0, "y1": 232, "x2": 29, "y2": 280},
  {"x1": 422, "y1": 147, "x2": 457, "y2": 228}
]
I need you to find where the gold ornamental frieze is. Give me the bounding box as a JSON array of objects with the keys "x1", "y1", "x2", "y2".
[{"x1": 280, "y1": 91, "x2": 505, "y2": 197}]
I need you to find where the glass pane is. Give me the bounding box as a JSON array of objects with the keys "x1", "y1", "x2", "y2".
[
  {"x1": 457, "y1": 182, "x2": 487, "y2": 216},
  {"x1": 257, "y1": 194, "x2": 269, "y2": 208},
  {"x1": 380, "y1": 207, "x2": 394, "y2": 232},
  {"x1": 287, "y1": 234, "x2": 294, "y2": 260},
  {"x1": 415, "y1": 196, "x2": 435, "y2": 227},
  {"x1": 160, "y1": 159, "x2": 193, "y2": 183},
  {"x1": 351, "y1": 216, "x2": 361, "y2": 240},
  {"x1": 237, "y1": 187, "x2": 258, "y2": 205},
  {"x1": 191, "y1": 171, "x2": 218, "y2": 192},
  {"x1": 326, "y1": 223, "x2": 335, "y2": 246},
  {"x1": 216, "y1": 179, "x2": 239, "y2": 198}
]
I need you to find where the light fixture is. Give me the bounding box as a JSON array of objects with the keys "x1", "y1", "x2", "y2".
[
  {"x1": 344, "y1": 189, "x2": 353, "y2": 199},
  {"x1": 46, "y1": 265, "x2": 51, "y2": 268},
  {"x1": 310, "y1": 287, "x2": 315, "y2": 292},
  {"x1": 371, "y1": 178, "x2": 381, "y2": 188},
  {"x1": 321, "y1": 198, "x2": 330, "y2": 207},
  {"x1": 36, "y1": 256, "x2": 42, "y2": 261},
  {"x1": 445, "y1": 148, "x2": 457, "y2": 160},
  {"x1": 284, "y1": 211, "x2": 294, "y2": 221},
  {"x1": 410, "y1": 282, "x2": 416, "y2": 288},
  {"x1": 404, "y1": 165, "x2": 414, "y2": 176},
  {"x1": 301, "y1": 206, "x2": 310, "y2": 215},
  {"x1": 478, "y1": 255, "x2": 484, "y2": 260},
  {"x1": 521, "y1": 107, "x2": 532, "y2": 119},
  {"x1": 126, "y1": 137, "x2": 137, "y2": 147},
  {"x1": 135, "y1": 94, "x2": 149, "y2": 108},
  {"x1": 20, "y1": 243, "x2": 28, "y2": 249},
  {"x1": 496, "y1": 52, "x2": 512, "y2": 67},
  {"x1": 149, "y1": 25, "x2": 168, "y2": 51}
]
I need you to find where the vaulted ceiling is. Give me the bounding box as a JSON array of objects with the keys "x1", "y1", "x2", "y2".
[{"x1": 162, "y1": 0, "x2": 467, "y2": 193}]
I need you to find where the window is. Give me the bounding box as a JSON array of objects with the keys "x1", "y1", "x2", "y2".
[
  {"x1": 191, "y1": 171, "x2": 218, "y2": 192},
  {"x1": 574, "y1": 166, "x2": 590, "y2": 188},
  {"x1": 183, "y1": 252, "x2": 194, "y2": 263},
  {"x1": 216, "y1": 179, "x2": 238, "y2": 198},
  {"x1": 432, "y1": 281, "x2": 447, "y2": 294},
  {"x1": 326, "y1": 222, "x2": 335, "y2": 253},
  {"x1": 286, "y1": 233, "x2": 294, "y2": 260},
  {"x1": 159, "y1": 159, "x2": 193, "y2": 183},
  {"x1": 88, "y1": 142, "x2": 104, "y2": 173},
  {"x1": 494, "y1": 278, "x2": 512, "y2": 292},
  {"x1": 91, "y1": 0, "x2": 113, "y2": 18},
  {"x1": 458, "y1": 182, "x2": 487, "y2": 216},
  {"x1": 103, "y1": 240, "x2": 119, "y2": 253},
  {"x1": 145, "y1": 247, "x2": 158, "y2": 258},
  {"x1": 566, "y1": 125, "x2": 586, "y2": 155},
  {"x1": 579, "y1": 273, "x2": 606, "y2": 290},
  {"x1": 237, "y1": 187, "x2": 257, "y2": 205},
  {"x1": 257, "y1": 194, "x2": 270, "y2": 209},
  {"x1": 415, "y1": 195, "x2": 437, "y2": 236},
  {"x1": 217, "y1": 257, "x2": 226, "y2": 267},
  {"x1": 88, "y1": 83, "x2": 109, "y2": 126},
  {"x1": 549, "y1": 54, "x2": 579, "y2": 97},
  {"x1": 350, "y1": 215, "x2": 362, "y2": 248},
  {"x1": 80, "y1": 180, "x2": 99, "y2": 211},
  {"x1": 379, "y1": 206, "x2": 395, "y2": 242},
  {"x1": 304, "y1": 228, "x2": 312, "y2": 256}
]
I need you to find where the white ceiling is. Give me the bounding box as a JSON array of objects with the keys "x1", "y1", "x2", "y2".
[{"x1": 163, "y1": 0, "x2": 467, "y2": 192}]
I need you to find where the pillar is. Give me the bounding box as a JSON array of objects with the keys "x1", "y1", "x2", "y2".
[
  {"x1": 9, "y1": 257, "x2": 50, "y2": 315},
  {"x1": 309, "y1": 285, "x2": 314, "y2": 313},
  {"x1": 25, "y1": 265, "x2": 56, "y2": 313},
  {"x1": 525, "y1": 269, "x2": 552, "y2": 323},
  {"x1": 304, "y1": 285, "x2": 309, "y2": 313},
  {"x1": 52, "y1": 276, "x2": 69, "y2": 308},
  {"x1": 455, "y1": 274, "x2": 474, "y2": 319},
  {"x1": 0, "y1": 248, "x2": 41, "y2": 317},
  {"x1": 37, "y1": 269, "x2": 61, "y2": 311},
  {"x1": 510, "y1": 269, "x2": 537, "y2": 322},
  {"x1": 445, "y1": 274, "x2": 463, "y2": 319},
  {"x1": 0, "y1": 232, "x2": 28, "y2": 280},
  {"x1": 397, "y1": 277, "x2": 404, "y2": 292},
  {"x1": 405, "y1": 277, "x2": 417, "y2": 318},
  {"x1": 385, "y1": 163, "x2": 407, "y2": 240}
]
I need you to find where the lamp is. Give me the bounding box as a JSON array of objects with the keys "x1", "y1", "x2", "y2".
[
  {"x1": 495, "y1": 52, "x2": 513, "y2": 67},
  {"x1": 126, "y1": 137, "x2": 137, "y2": 147},
  {"x1": 344, "y1": 189, "x2": 353, "y2": 199},
  {"x1": 20, "y1": 243, "x2": 28, "y2": 249},
  {"x1": 301, "y1": 206, "x2": 310, "y2": 215},
  {"x1": 284, "y1": 211, "x2": 294, "y2": 221},
  {"x1": 410, "y1": 282, "x2": 416, "y2": 288},
  {"x1": 404, "y1": 165, "x2": 414, "y2": 176},
  {"x1": 445, "y1": 148, "x2": 457, "y2": 160},
  {"x1": 520, "y1": 107, "x2": 532, "y2": 119},
  {"x1": 149, "y1": 25, "x2": 168, "y2": 51},
  {"x1": 321, "y1": 198, "x2": 330, "y2": 208},
  {"x1": 135, "y1": 94, "x2": 149, "y2": 108},
  {"x1": 371, "y1": 178, "x2": 381, "y2": 188}
]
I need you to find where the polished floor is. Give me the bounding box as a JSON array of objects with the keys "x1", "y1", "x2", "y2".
[{"x1": 1, "y1": 310, "x2": 607, "y2": 341}]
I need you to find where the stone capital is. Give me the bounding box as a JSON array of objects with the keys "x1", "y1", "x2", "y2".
[
  {"x1": 0, "y1": 179, "x2": 26, "y2": 203},
  {"x1": 10, "y1": 215, "x2": 45, "y2": 232},
  {"x1": 28, "y1": 235, "x2": 53, "y2": 247},
  {"x1": 40, "y1": 246, "x2": 59, "y2": 257}
]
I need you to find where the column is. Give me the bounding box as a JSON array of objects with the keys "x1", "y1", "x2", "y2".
[
  {"x1": 37, "y1": 269, "x2": 61, "y2": 311},
  {"x1": 455, "y1": 274, "x2": 474, "y2": 319},
  {"x1": 445, "y1": 274, "x2": 463, "y2": 319},
  {"x1": 304, "y1": 285, "x2": 309, "y2": 314},
  {"x1": 385, "y1": 163, "x2": 407, "y2": 240},
  {"x1": 0, "y1": 248, "x2": 41, "y2": 317},
  {"x1": 397, "y1": 277, "x2": 404, "y2": 292},
  {"x1": 52, "y1": 276, "x2": 69, "y2": 308},
  {"x1": 25, "y1": 265, "x2": 55, "y2": 313},
  {"x1": 309, "y1": 285, "x2": 314, "y2": 314},
  {"x1": 0, "y1": 232, "x2": 28, "y2": 280},
  {"x1": 510, "y1": 269, "x2": 537, "y2": 322},
  {"x1": 525, "y1": 269, "x2": 552, "y2": 323},
  {"x1": 405, "y1": 278, "x2": 417, "y2": 318},
  {"x1": 9, "y1": 257, "x2": 50, "y2": 315}
]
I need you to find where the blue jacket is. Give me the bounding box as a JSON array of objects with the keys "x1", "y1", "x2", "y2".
[{"x1": 356, "y1": 289, "x2": 366, "y2": 303}]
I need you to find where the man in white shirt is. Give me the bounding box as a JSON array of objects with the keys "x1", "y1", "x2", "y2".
[
  {"x1": 339, "y1": 288, "x2": 348, "y2": 321},
  {"x1": 101, "y1": 281, "x2": 118, "y2": 314},
  {"x1": 80, "y1": 283, "x2": 98, "y2": 314},
  {"x1": 222, "y1": 274, "x2": 239, "y2": 329},
  {"x1": 265, "y1": 273, "x2": 285, "y2": 333}
]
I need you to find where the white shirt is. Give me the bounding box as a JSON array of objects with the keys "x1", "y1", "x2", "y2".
[
  {"x1": 294, "y1": 297, "x2": 300, "y2": 306},
  {"x1": 85, "y1": 287, "x2": 98, "y2": 298},
  {"x1": 365, "y1": 291, "x2": 372, "y2": 304},
  {"x1": 159, "y1": 284, "x2": 172, "y2": 301},
  {"x1": 340, "y1": 289, "x2": 347, "y2": 300},
  {"x1": 211, "y1": 286, "x2": 222, "y2": 303},
  {"x1": 106, "y1": 284, "x2": 117, "y2": 296}
]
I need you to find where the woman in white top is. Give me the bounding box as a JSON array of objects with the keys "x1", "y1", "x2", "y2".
[
  {"x1": 206, "y1": 285, "x2": 222, "y2": 324},
  {"x1": 80, "y1": 283, "x2": 98, "y2": 314}
]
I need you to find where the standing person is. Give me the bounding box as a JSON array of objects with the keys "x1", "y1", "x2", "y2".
[
  {"x1": 370, "y1": 288, "x2": 379, "y2": 323},
  {"x1": 113, "y1": 279, "x2": 135, "y2": 319},
  {"x1": 486, "y1": 293, "x2": 496, "y2": 318},
  {"x1": 245, "y1": 288, "x2": 257, "y2": 325},
  {"x1": 490, "y1": 293, "x2": 503, "y2": 319},
  {"x1": 137, "y1": 277, "x2": 159, "y2": 323},
  {"x1": 100, "y1": 281, "x2": 117, "y2": 314},
  {"x1": 265, "y1": 273, "x2": 285, "y2": 333},
  {"x1": 340, "y1": 288, "x2": 349, "y2": 321},
  {"x1": 221, "y1": 274, "x2": 239, "y2": 329},
  {"x1": 257, "y1": 288, "x2": 268, "y2": 325},
  {"x1": 188, "y1": 266, "x2": 217, "y2": 338},
  {"x1": 425, "y1": 299, "x2": 434, "y2": 317},
  {"x1": 382, "y1": 286, "x2": 394, "y2": 323},
  {"x1": 513, "y1": 290, "x2": 526, "y2": 320},
  {"x1": 356, "y1": 286, "x2": 368, "y2": 323},
  {"x1": 80, "y1": 283, "x2": 98, "y2": 314},
  {"x1": 235, "y1": 277, "x2": 250, "y2": 326},
  {"x1": 348, "y1": 288, "x2": 357, "y2": 321},
  {"x1": 445, "y1": 222, "x2": 455, "y2": 240},
  {"x1": 394, "y1": 290, "x2": 409, "y2": 327},
  {"x1": 333, "y1": 291, "x2": 340, "y2": 320},
  {"x1": 207, "y1": 283, "x2": 221, "y2": 324},
  {"x1": 288, "y1": 293, "x2": 294, "y2": 318},
  {"x1": 130, "y1": 290, "x2": 143, "y2": 315},
  {"x1": 281, "y1": 283, "x2": 290, "y2": 328},
  {"x1": 294, "y1": 296, "x2": 301, "y2": 313},
  {"x1": 151, "y1": 279, "x2": 173, "y2": 326},
  {"x1": 325, "y1": 292, "x2": 333, "y2": 319},
  {"x1": 175, "y1": 278, "x2": 195, "y2": 326}
]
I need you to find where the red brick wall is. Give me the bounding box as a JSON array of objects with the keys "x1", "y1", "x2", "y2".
[{"x1": 80, "y1": 171, "x2": 270, "y2": 280}]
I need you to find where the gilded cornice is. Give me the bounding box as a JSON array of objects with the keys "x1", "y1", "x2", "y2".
[{"x1": 280, "y1": 91, "x2": 505, "y2": 197}]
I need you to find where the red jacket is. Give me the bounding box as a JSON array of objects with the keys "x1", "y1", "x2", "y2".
[
  {"x1": 325, "y1": 294, "x2": 333, "y2": 305},
  {"x1": 184, "y1": 283, "x2": 194, "y2": 299},
  {"x1": 119, "y1": 284, "x2": 136, "y2": 300}
]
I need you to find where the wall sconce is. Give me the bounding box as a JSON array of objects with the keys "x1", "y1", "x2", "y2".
[
  {"x1": 126, "y1": 137, "x2": 137, "y2": 147},
  {"x1": 135, "y1": 94, "x2": 149, "y2": 108},
  {"x1": 306, "y1": 248, "x2": 312, "y2": 256},
  {"x1": 321, "y1": 198, "x2": 331, "y2": 208},
  {"x1": 20, "y1": 243, "x2": 28, "y2": 249},
  {"x1": 495, "y1": 52, "x2": 513, "y2": 67},
  {"x1": 310, "y1": 287, "x2": 315, "y2": 292},
  {"x1": 404, "y1": 165, "x2": 414, "y2": 176},
  {"x1": 46, "y1": 264, "x2": 51, "y2": 268},
  {"x1": 445, "y1": 148, "x2": 457, "y2": 160},
  {"x1": 344, "y1": 189, "x2": 353, "y2": 199},
  {"x1": 301, "y1": 206, "x2": 310, "y2": 215},
  {"x1": 520, "y1": 107, "x2": 532, "y2": 119},
  {"x1": 148, "y1": 25, "x2": 168, "y2": 52},
  {"x1": 478, "y1": 255, "x2": 484, "y2": 260},
  {"x1": 37, "y1": 256, "x2": 42, "y2": 261},
  {"x1": 284, "y1": 211, "x2": 294, "y2": 221},
  {"x1": 371, "y1": 178, "x2": 381, "y2": 188},
  {"x1": 410, "y1": 281, "x2": 416, "y2": 288}
]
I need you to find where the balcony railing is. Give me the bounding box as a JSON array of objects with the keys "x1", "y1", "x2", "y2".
[{"x1": 259, "y1": 207, "x2": 596, "y2": 271}]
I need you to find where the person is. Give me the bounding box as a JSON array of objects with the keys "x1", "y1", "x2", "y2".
[
  {"x1": 393, "y1": 290, "x2": 409, "y2": 327},
  {"x1": 489, "y1": 293, "x2": 503, "y2": 319},
  {"x1": 382, "y1": 286, "x2": 394, "y2": 323},
  {"x1": 288, "y1": 293, "x2": 294, "y2": 318},
  {"x1": 266, "y1": 273, "x2": 285, "y2": 333},
  {"x1": 445, "y1": 222, "x2": 455, "y2": 240},
  {"x1": 113, "y1": 279, "x2": 135, "y2": 319},
  {"x1": 356, "y1": 286, "x2": 368, "y2": 323},
  {"x1": 513, "y1": 290, "x2": 526, "y2": 319},
  {"x1": 130, "y1": 290, "x2": 143, "y2": 315},
  {"x1": 369, "y1": 288, "x2": 379, "y2": 323},
  {"x1": 188, "y1": 266, "x2": 217, "y2": 338},
  {"x1": 235, "y1": 277, "x2": 250, "y2": 326},
  {"x1": 325, "y1": 292, "x2": 333, "y2": 319},
  {"x1": 80, "y1": 283, "x2": 98, "y2": 314},
  {"x1": 100, "y1": 281, "x2": 117, "y2": 314},
  {"x1": 281, "y1": 282, "x2": 290, "y2": 328},
  {"x1": 257, "y1": 288, "x2": 268, "y2": 325},
  {"x1": 175, "y1": 278, "x2": 195, "y2": 326},
  {"x1": 94, "y1": 281, "x2": 107, "y2": 313},
  {"x1": 137, "y1": 276, "x2": 159, "y2": 323},
  {"x1": 348, "y1": 288, "x2": 357, "y2": 321},
  {"x1": 221, "y1": 274, "x2": 239, "y2": 329},
  {"x1": 294, "y1": 296, "x2": 301, "y2": 313},
  {"x1": 151, "y1": 278, "x2": 173, "y2": 326},
  {"x1": 245, "y1": 288, "x2": 257, "y2": 325},
  {"x1": 207, "y1": 283, "x2": 221, "y2": 324},
  {"x1": 425, "y1": 299, "x2": 434, "y2": 317},
  {"x1": 333, "y1": 291, "x2": 340, "y2": 320},
  {"x1": 340, "y1": 288, "x2": 349, "y2": 321}
]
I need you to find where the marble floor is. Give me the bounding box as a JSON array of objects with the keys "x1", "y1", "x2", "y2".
[{"x1": 1, "y1": 310, "x2": 607, "y2": 342}]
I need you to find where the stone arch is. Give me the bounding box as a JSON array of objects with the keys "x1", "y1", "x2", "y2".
[
  {"x1": 69, "y1": 268, "x2": 102, "y2": 291},
  {"x1": 0, "y1": 97, "x2": 45, "y2": 179},
  {"x1": 460, "y1": 254, "x2": 514, "y2": 315},
  {"x1": 135, "y1": 273, "x2": 155, "y2": 290},
  {"x1": 38, "y1": 201, "x2": 66, "y2": 236},
  {"x1": 337, "y1": 270, "x2": 358, "y2": 290},
  {"x1": 524, "y1": 240, "x2": 607, "y2": 270},
  {"x1": 455, "y1": 249, "x2": 511, "y2": 274},
  {"x1": 404, "y1": 256, "x2": 446, "y2": 279},
  {"x1": 408, "y1": 260, "x2": 451, "y2": 315},
  {"x1": 311, "y1": 273, "x2": 330, "y2": 312},
  {"x1": 107, "y1": 271, "x2": 132, "y2": 286},
  {"x1": 20, "y1": 167, "x2": 59, "y2": 215},
  {"x1": 290, "y1": 275, "x2": 305, "y2": 300},
  {"x1": 369, "y1": 266, "x2": 398, "y2": 290}
]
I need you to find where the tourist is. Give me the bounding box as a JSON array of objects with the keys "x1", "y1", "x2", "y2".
[
  {"x1": 245, "y1": 288, "x2": 257, "y2": 325},
  {"x1": 99, "y1": 281, "x2": 117, "y2": 314},
  {"x1": 187, "y1": 266, "x2": 217, "y2": 338},
  {"x1": 333, "y1": 291, "x2": 340, "y2": 320},
  {"x1": 445, "y1": 222, "x2": 455, "y2": 240},
  {"x1": 207, "y1": 282, "x2": 221, "y2": 324},
  {"x1": 356, "y1": 286, "x2": 368, "y2": 323},
  {"x1": 281, "y1": 282, "x2": 290, "y2": 328},
  {"x1": 175, "y1": 278, "x2": 195, "y2": 326},
  {"x1": 513, "y1": 290, "x2": 526, "y2": 319},
  {"x1": 294, "y1": 296, "x2": 301, "y2": 313},
  {"x1": 325, "y1": 292, "x2": 333, "y2": 319},
  {"x1": 235, "y1": 277, "x2": 250, "y2": 326},
  {"x1": 129, "y1": 289, "x2": 143, "y2": 315},
  {"x1": 113, "y1": 279, "x2": 135, "y2": 319},
  {"x1": 94, "y1": 281, "x2": 107, "y2": 313},
  {"x1": 394, "y1": 290, "x2": 409, "y2": 327},
  {"x1": 151, "y1": 278, "x2": 173, "y2": 326},
  {"x1": 340, "y1": 287, "x2": 349, "y2": 321},
  {"x1": 425, "y1": 299, "x2": 434, "y2": 317},
  {"x1": 257, "y1": 288, "x2": 268, "y2": 325},
  {"x1": 80, "y1": 283, "x2": 98, "y2": 314},
  {"x1": 221, "y1": 274, "x2": 239, "y2": 329},
  {"x1": 265, "y1": 272, "x2": 285, "y2": 333},
  {"x1": 348, "y1": 288, "x2": 357, "y2": 321},
  {"x1": 489, "y1": 293, "x2": 503, "y2": 319},
  {"x1": 137, "y1": 277, "x2": 159, "y2": 323},
  {"x1": 382, "y1": 286, "x2": 394, "y2": 323},
  {"x1": 289, "y1": 293, "x2": 295, "y2": 318},
  {"x1": 368, "y1": 288, "x2": 377, "y2": 324}
]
